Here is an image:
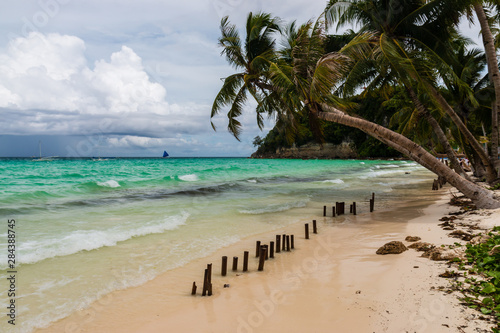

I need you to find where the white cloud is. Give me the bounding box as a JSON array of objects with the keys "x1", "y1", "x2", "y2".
[
  {"x1": 0, "y1": 32, "x2": 223, "y2": 140},
  {"x1": 0, "y1": 32, "x2": 168, "y2": 115}
]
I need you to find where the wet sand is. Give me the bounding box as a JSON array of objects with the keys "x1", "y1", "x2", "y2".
[{"x1": 36, "y1": 188, "x2": 496, "y2": 333}]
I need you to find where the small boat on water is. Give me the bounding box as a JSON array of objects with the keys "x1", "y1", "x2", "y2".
[
  {"x1": 163, "y1": 150, "x2": 169, "y2": 158},
  {"x1": 32, "y1": 141, "x2": 57, "y2": 161}
]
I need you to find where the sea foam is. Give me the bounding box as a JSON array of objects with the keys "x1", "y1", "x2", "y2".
[
  {"x1": 10, "y1": 213, "x2": 189, "y2": 268},
  {"x1": 179, "y1": 174, "x2": 199, "y2": 181},
  {"x1": 322, "y1": 179, "x2": 345, "y2": 184},
  {"x1": 97, "y1": 180, "x2": 120, "y2": 188}
]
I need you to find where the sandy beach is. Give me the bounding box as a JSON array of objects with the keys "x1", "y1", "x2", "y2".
[{"x1": 34, "y1": 184, "x2": 499, "y2": 333}]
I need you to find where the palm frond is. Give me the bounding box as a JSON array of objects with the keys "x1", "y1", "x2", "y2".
[
  {"x1": 211, "y1": 73, "x2": 244, "y2": 119},
  {"x1": 219, "y1": 16, "x2": 246, "y2": 69}
]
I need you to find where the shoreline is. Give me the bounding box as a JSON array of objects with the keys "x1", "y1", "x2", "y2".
[{"x1": 35, "y1": 187, "x2": 497, "y2": 333}]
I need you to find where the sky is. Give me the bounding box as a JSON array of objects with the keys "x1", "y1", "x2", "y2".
[{"x1": 0, "y1": 1, "x2": 483, "y2": 157}]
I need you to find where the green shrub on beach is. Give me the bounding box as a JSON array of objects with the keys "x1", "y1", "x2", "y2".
[{"x1": 455, "y1": 227, "x2": 500, "y2": 331}]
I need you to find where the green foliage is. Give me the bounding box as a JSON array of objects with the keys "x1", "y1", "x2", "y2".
[
  {"x1": 454, "y1": 228, "x2": 500, "y2": 331},
  {"x1": 253, "y1": 87, "x2": 404, "y2": 158}
]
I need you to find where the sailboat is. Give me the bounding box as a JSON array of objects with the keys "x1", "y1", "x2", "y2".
[
  {"x1": 32, "y1": 141, "x2": 56, "y2": 161},
  {"x1": 162, "y1": 150, "x2": 169, "y2": 158}
]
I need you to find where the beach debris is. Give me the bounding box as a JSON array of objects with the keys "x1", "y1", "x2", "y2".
[
  {"x1": 405, "y1": 236, "x2": 421, "y2": 242},
  {"x1": 408, "y1": 242, "x2": 434, "y2": 252},
  {"x1": 439, "y1": 216, "x2": 457, "y2": 222},
  {"x1": 355, "y1": 290, "x2": 361, "y2": 294},
  {"x1": 422, "y1": 247, "x2": 465, "y2": 261},
  {"x1": 376, "y1": 241, "x2": 408, "y2": 255},
  {"x1": 439, "y1": 270, "x2": 460, "y2": 278},
  {"x1": 488, "y1": 245, "x2": 500, "y2": 256},
  {"x1": 224, "y1": 284, "x2": 230, "y2": 288},
  {"x1": 448, "y1": 230, "x2": 474, "y2": 241},
  {"x1": 470, "y1": 233, "x2": 492, "y2": 245}
]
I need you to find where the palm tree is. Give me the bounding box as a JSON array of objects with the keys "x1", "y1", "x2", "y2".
[
  {"x1": 211, "y1": 12, "x2": 280, "y2": 140},
  {"x1": 211, "y1": 12, "x2": 500, "y2": 208},
  {"x1": 460, "y1": 0, "x2": 500, "y2": 162},
  {"x1": 324, "y1": 0, "x2": 499, "y2": 183}
]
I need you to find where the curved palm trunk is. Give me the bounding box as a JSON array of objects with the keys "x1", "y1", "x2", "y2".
[
  {"x1": 406, "y1": 87, "x2": 470, "y2": 180},
  {"x1": 475, "y1": 3, "x2": 500, "y2": 166},
  {"x1": 319, "y1": 105, "x2": 500, "y2": 209},
  {"x1": 428, "y1": 85, "x2": 498, "y2": 183}
]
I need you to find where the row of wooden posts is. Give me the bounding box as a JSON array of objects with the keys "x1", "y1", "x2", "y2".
[
  {"x1": 193, "y1": 232, "x2": 303, "y2": 296},
  {"x1": 193, "y1": 192, "x2": 376, "y2": 296},
  {"x1": 322, "y1": 193, "x2": 375, "y2": 217}
]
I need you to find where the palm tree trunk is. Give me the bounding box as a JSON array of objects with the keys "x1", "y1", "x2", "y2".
[
  {"x1": 319, "y1": 105, "x2": 500, "y2": 209},
  {"x1": 406, "y1": 87, "x2": 470, "y2": 180},
  {"x1": 428, "y1": 85, "x2": 498, "y2": 183},
  {"x1": 474, "y1": 3, "x2": 500, "y2": 169}
]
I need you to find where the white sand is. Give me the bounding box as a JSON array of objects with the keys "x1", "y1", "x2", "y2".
[{"x1": 36, "y1": 189, "x2": 498, "y2": 333}]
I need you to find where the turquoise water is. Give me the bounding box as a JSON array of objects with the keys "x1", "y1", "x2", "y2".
[{"x1": 0, "y1": 157, "x2": 433, "y2": 332}]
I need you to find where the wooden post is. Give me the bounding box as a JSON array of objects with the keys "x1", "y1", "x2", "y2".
[
  {"x1": 232, "y1": 257, "x2": 238, "y2": 271},
  {"x1": 350, "y1": 204, "x2": 353, "y2": 213},
  {"x1": 341, "y1": 202, "x2": 345, "y2": 215},
  {"x1": 291, "y1": 235, "x2": 294, "y2": 249},
  {"x1": 243, "y1": 251, "x2": 249, "y2": 272},
  {"x1": 276, "y1": 235, "x2": 281, "y2": 253},
  {"x1": 208, "y1": 282, "x2": 212, "y2": 296},
  {"x1": 305, "y1": 223, "x2": 309, "y2": 239},
  {"x1": 323, "y1": 205, "x2": 326, "y2": 217},
  {"x1": 332, "y1": 206, "x2": 336, "y2": 217},
  {"x1": 353, "y1": 202, "x2": 356, "y2": 215},
  {"x1": 270, "y1": 241, "x2": 275, "y2": 258},
  {"x1": 256, "y1": 240, "x2": 261, "y2": 257},
  {"x1": 286, "y1": 235, "x2": 291, "y2": 251},
  {"x1": 282, "y1": 234, "x2": 286, "y2": 251},
  {"x1": 191, "y1": 281, "x2": 197, "y2": 295},
  {"x1": 335, "y1": 202, "x2": 339, "y2": 216},
  {"x1": 371, "y1": 193, "x2": 375, "y2": 212},
  {"x1": 258, "y1": 246, "x2": 266, "y2": 271},
  {"x1": 221, "y1": 256, "x2": 228, "y2": 276},
  {"x1": 313, "y1": 220, "x2": 317, "y2": 234},
  {"x1": 263, "y1": 245, "x2": 269, "y2": 260},
  {"x1": 207, "y1": 264, "x2": 212, "y2": 296},
  {"x1": 202, "y1": 268, "x2": 208, "y2": 296}
]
